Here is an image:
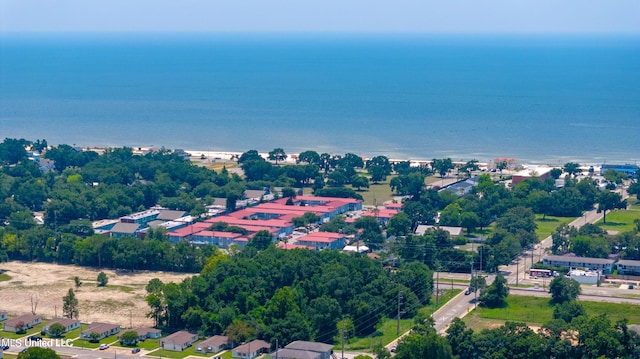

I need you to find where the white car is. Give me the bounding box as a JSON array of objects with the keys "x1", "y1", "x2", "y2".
[{"x1": 99, "y1": 344, "x2": 110, "y2": 350}]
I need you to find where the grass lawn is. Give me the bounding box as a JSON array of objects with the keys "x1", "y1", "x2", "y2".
[
  {"x1": 347, "y1": 178, "x2": 395, "y2": 206},
  {"x1": 147, "y1": 344, "x2": 210, "y2": 358},
  {"x1": 464, "y1": 295, "x2": 640, "y2": 331},
  {"x1": 535, "y1": 215, "x2": 576, "y2": 240},
  {"x1": 73, "y1": 333, "x2": 120, "y2": 349},
  {"x1": 112, "y1": 337, "x2": 160, "y2": 351},
  {"x1": 0, "y1": 272, "x2": 11, "y2": 281},
  {"x1": 1, "y1": 322, "x2": 47, "y2": 339},
  {"x1": 45, "y1": 324, "x2": 87, "y2": 340},
  {"x1": 597, "y1": 205, "x2": 640, "y2": 233},
  {"x1": 343, "y1": 289, "x2": 461, "y2": 350}
]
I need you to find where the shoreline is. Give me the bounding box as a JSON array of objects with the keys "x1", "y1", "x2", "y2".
[{"x1": 77, "y1": 145, "x2": 636, "y2": 169}]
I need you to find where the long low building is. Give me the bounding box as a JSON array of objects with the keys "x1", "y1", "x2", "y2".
[
  {"x1": 543, "y1": 255, "x2": 615, "y2": 274},
  {"x1": 617, "y1": 259, "x2": 640, "y2": 276}
]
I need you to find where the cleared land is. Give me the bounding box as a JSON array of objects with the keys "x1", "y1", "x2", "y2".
[
  {"x1": 463, "y1": 296, "x2": 640, "y2": 331},
  {"x1": 0, "y1": 261, "x2": 192, "y2": 327},
  {"x1": 597, "y1": 205, "x2": 640, "y2": 233}
]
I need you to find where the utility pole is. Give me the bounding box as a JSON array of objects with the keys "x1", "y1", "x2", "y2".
[
  {"x1": 397, "y1": 291, "x2": 403, "y2": 336},
  {"x1": 435, "y1": 266, "x2": 440, "y2": 306},
  {"x1": 341, "y1": 320, "x2": 345, "y2": 359},
  {"x1": 516, "y1": 258, "x2": 519, "y2": 286},
  {"x1": 275, "y1": 339, "x2": 278, "y2": 359}
]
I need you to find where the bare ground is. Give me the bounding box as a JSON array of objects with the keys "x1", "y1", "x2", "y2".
[{"x1": 0, "y1": 261, "x2": 193, "y2": 328}]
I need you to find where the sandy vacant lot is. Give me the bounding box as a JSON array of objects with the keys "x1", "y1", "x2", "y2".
[{"x1": 0, "y1": 261, "x2": 193, "y2": 328}]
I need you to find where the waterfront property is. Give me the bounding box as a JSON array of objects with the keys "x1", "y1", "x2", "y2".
[
  {"x1": 3, "y1": 314, "x2": 42, "y2": 332},
  {"x1": 543, "y1": 255, "x2": 615, "y2": 274}
]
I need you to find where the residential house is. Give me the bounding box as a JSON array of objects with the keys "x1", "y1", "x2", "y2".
[
  {"x1": 195, "y1": 335, "x2": 231, "y2": 353},
  {"x1": 161, "y1": 331, "x2": 198, "y2": 352},
  {"x1": 43, "y1": 318, "x2": 81, "y2": 335},
  {"x1": 81, "y1": 322, "x2": 120, "y2": 341},
  {"x1": 617, "y1": 259, "x2": 640, "y2": 276},
  {"x1": 283, "y1": 341, "x2": 333, "y2": 359},
  {"x1": 131, "y1": 327, "x2": 162, "y2": 342},
  {"x1": 232, "y1": 339, "x2": 271, "y2": 359},
  {"x1": 3, "y1": 315, "x2": 42, "y2": 333},
  {"x1": 543, "y1": 255, "x2": 615, "y2": 274}
]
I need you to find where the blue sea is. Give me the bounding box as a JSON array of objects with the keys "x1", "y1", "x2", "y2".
[{"x1": 1, "y1": 33, "x2": 639, "y2": 164}]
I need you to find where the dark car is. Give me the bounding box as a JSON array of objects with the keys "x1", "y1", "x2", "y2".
[
  {"x1": 1, "y1": 345, "x2": 9, "y2": 350},
  {"x1": 132, "y1": 348, "x2": 141, "y2": 354},
  {"x1": 28, "y1": 335, "x2": 42, "y2": 341}
]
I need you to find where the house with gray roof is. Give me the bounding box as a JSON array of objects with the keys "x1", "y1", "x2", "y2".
[
  {"x1": 161, "y1": 331, "x2": 198, "y2": 352},
  {"x1": 195, "y1": 335, "x2": 231, "y2": 353}
]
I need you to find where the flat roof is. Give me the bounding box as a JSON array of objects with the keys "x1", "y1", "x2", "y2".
[{"x1": 543, "y1": 255, "x2": 614, "y2": 265}]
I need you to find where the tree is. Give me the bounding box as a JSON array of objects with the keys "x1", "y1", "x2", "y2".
[
  {"x1": 248, "y1": 230, "x2": 273, "y2": 250},
  {"x1": 479, "y1": 273, "x2": 509, "y2": 308},
  {"x1": 268, "y1": 148, "x2": 287, "y2": 165},
  {"x1": 97, "y1": 271, "x2": 108, "y2": 287},
  {"x1": 238, "y1": 150, "x2": 262, "y2": 164},
  {"x1": 120, "y1": 330, "x2": 140, "y2": 346},
  {"x1": 47, "y1": 322, "x2": 67, "y2": 338},
  {"x1": 553, "y1": 300, "x2": 586, "y2": 323},
  {"x1": 387, "y1": 212, "x2": 412, "y2": 237},
  {"x1": 350, "y1": 175, "x2": 370, "y2": 190},
  {"x1": 550, "y1": 168, "x2": 563, "y2": 179},
  {"x1": 62, "y1": 288, "x2": 79, "y2": 319},
  {"x1": 549, "y1": 276, "x2": 581, "y2": 304},
  {"x1": 74, "y1": 276, "x2": 82, "y2": 290},
  {"x1": 431, "y1": 158, "x2": 454, "y2": 178},
  {"x1": 298, "y1": 150, "x2": 320, "y2": 165},
  {"x1": 460, "y1": 212, "x2": 480, "y2": 235},
  {"x1": 18, "y1": 347, "x2": 61, "y2": 359},
  {"x1": 597, "y1": 190, "x2": 626, "y2": 223},
  {"x1": 563, "y1": 162, "x2": 582, "y2": 177},
  {"x1": 395, "y1": 331, "x2": 452, "y2": 359}
]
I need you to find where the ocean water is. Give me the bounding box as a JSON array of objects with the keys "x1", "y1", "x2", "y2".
[{"x1": 1, "y1": 33, "x2": 639, "y2": 164}]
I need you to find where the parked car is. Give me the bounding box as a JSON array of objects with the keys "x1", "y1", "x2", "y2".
[
  {"x1": 132, "y1": 348, "x2": 141, "y2": 354},
  {"x1": 28, "y1": 335, "x2": 42, "y2": 341},
  {"x1": 390, "y1": 345, "x2": 397, "y2": 352},
  {"x1": 99, "y1": 344, "x2": 110, "y2": 350},
  {"x1": 1, "y1": 345, "x2": 10, "y2": 350}
]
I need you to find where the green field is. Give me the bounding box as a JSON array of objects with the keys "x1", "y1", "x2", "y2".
[
  {"x1": 464, "y1": 295, "x2": 640, "y2": 331},
  {"x1": 0, "y1": 322, "x2": 46, "y2": 339},
  {"x1": 597, "y1": 205, "x2": 640, "y2": 233},
  {"x1": 73, "y1": 333, "x2": 120, "y2": 349},
  {"x1": 45, "y1": 324, "x2": 87, "y2": 340},
  {"x1": 535, "y1": 215, "x2": 577, "y2": 240},
  {"x1": 343, "y1": 289, "x2": 461, "y2": 350},
  {"x1": 347, "y1": 178, "x2": 395, "y2": 206},
  {"x1": 147, "y1": 344, "x2": 210, "y2": 359},
  {"x1": 0, "y1": 272, "x2": 11, "y2": 282}
]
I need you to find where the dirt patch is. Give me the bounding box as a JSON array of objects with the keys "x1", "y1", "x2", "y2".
[{"x1": 0, "y1": 261, "x2": 192, "y2": 328}]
